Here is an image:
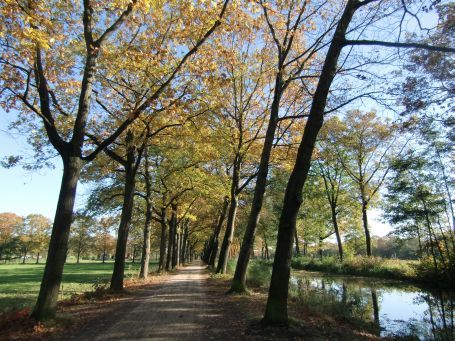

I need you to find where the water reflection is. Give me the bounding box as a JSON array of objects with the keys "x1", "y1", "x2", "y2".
[{"x1": 291, "y1": 272, "x2": 454, "y2": 340}]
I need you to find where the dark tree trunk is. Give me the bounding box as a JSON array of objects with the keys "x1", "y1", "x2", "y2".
[
  {"x1": 208, "y1": 197, "x2": 229, "y2": 267},
  {"x1": 217, "y1": 158, "x2": 241, "y2": 274},
  {"x1": 139, "y1": 200, "x2": 152, "y2": 279},
  {"x1": 263, "y1": 0, "x2": 358, "y2": 324},
  {"x1": 230, "y1": 75, "x2": 281, "y2": 292},
  {"x1": 23, "y1": 249, "x2": 27, "y2": 264},
  {"x1": 158, "y1": 207, "x2": 167, "y2": 272},
  {"x1": 31, "y1": 156, "x2": 81, "y2": 320},
  {"x1": 165, "y1": 216, "x2": 174, "y2": 271},
  {"x1": 362, "y1": 202, "x2": 372, "y2": 257},
  {"x1": 140, "y1": 146, "x2": 153, "y2": 278},
  {"x1": 174, "y1": 229, "x2": 180, "y2": 268},
  {"x1": 102, "y1": 245, "x2": 106, "y2": 263},
  {"x1": 169, "y1": 204, "x2": 178, "y2": 269},
  {"x1": 360, "y1": 186, "x2": 372, "y2": 256},
  {"x1": 294, "y1": 228, "x2": 300, "y2": 255},
  {"x1": 77, "y1": 249, "x2": 81, "y2": 264},
  {"x1": 36, "y1": 252, "x2": 40, "y2": 264},
  {"x1": 216, "y1": 194, "x2": 238, "y2": 274},
  {"x1": 110, "y1": 141, "x2": 137, "y2": 291},
  {"x1": 331, "y1": 205, "x2": 344, "y2": 261},
  {"x1": 181, "y1": 222, "x2": 188, "y2": 265}
]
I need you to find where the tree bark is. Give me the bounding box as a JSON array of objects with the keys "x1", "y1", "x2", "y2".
[
  {"x1": 31, "y1": 156, "x2": 82, "y2": 320},
  {"x1": 230, "y1": 74, "x2": 281, "y2": 292},
  {"x1": 36, "y1": 252, "x2": 40, "y2": 264},
  {"x1": 263, "y1": 0, "x2": 358, "y2": 324},
  {"x1": 294, "y1": 228, "x2": 300, "y2": 255},
  {"x1": 331, "y1": 205, "x2": 344, "y2": 261},
  {"x1": 216, "y1": 193, "x2": 238, "y2": 273},
  {"x1": 158, "y1": 207, "x2": 167, "y2": 272},
  {"x1": 360, "y1": 184, "x2": 372, "y2": 256},
  {"x1": 208, "y1": 196, "x2": 229, "y2": 267},
  {"x1": 217, "y1": 158, "x2": 241, "y2": 274},
  {"x1": 361, "y1": 201, "x2": 372, "y2": 257},
  {"x1": 170, "y1": 203, "x2": 178, "y2": 269},
  {"x1": 110, "y1": 139, "x2": 137, "y2": 291},
  {"x1": 139, "y1": 204, "x2": 152, "y2": 279}
]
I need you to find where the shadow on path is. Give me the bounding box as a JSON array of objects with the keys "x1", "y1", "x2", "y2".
[{"x1": 69, "y1": 261, "x2": 226, "y2": 340}]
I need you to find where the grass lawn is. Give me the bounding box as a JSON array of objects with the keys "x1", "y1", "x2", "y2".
[{"x1": 0, "y1": 260, "x2": 158, "y2": 313}]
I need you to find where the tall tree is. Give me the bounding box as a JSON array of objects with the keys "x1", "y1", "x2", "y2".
[
  {"x1": 264, "y1": 0, "x2": 455, "y2": 325},
  {"x1": 231, "y1": 0, "x2": 324, "y2": 293},
  {"x1": 335, "y1": 110, "x2": 396, "y2": 256}
]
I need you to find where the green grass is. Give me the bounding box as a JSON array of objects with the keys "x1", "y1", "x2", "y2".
[{"x1": 0, "y1": 260, "x2": 158, "y2": 313}]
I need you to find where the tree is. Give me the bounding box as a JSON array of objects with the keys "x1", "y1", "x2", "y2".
[
  {"x1": 209, "y1": 21, "x2": 271, "y2": 274},
  {"x1": 69, "y1": 214, "x2": 94, "y2": 263},
  {"x1": 94, "y1": 217, "x2": 116, "y2": 263},
  {"x1": 335, "y1": 110, "x2": 397, "y2": 256},
  {"x1": 264, "y1": 0, "x2": 454, "y2": 325},
  {"x1": 0, "y1": 0, "x2": 230, "y2": 319},
  {"x1": 18, "y1": 214, "x2": 51, "y2": 264},
  {"x1": 315, "y1": 117, "x2": 359, "y2": 261},
  {"x1": 231, "y1": 0, "x2": 324, "y2": 293},
  {"x1": 0, "y1": 212, "x2": 23, "y2": 261}
]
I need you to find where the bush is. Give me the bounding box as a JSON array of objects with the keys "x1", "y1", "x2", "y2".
[
  {"x1": 246, "y1": 260, "x2": 272, "y2": 288},
  {"x1": 413, "y1": 255, "x2": 455, "y2": 289},
  {"x1": 291, "y1": 255, "x2": 416, "y2": 282}
]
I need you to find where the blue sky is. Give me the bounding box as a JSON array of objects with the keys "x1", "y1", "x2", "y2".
[{"x1": 0, "y1": 109, "x2": 88, "y2": 219}]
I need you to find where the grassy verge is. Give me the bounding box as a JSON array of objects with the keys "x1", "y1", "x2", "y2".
[{"x1": 0, "y1": 261, "x2": 158, "y2": 313}]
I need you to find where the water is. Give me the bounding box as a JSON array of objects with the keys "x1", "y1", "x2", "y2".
[{"x1": 291, "y1": 271, "x2": 454, "y2": 340}]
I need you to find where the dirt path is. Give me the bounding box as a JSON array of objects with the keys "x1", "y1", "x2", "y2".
[{"x1": 68, "y1": 262, "x2": 228, "y2": 340}]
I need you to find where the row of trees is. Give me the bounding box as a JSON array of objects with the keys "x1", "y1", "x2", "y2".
[
  {"x1": 0, "y1": 213, "x2": 51, "y2": 263},
  {"x1": 1, "y1": 0, "x2": 453, "y2": 324}
]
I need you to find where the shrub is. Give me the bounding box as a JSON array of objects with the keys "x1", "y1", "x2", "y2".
[
  {"x1": 246, "y1": 260, "x2": 272, "y2": 288},
  {"x1": 291, "y1": 255, "x2": 416, "y2": 282}
]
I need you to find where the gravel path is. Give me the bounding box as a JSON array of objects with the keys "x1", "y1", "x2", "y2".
[{"x1": 71, "y1": 262, "x2": 226, "y2": 340}]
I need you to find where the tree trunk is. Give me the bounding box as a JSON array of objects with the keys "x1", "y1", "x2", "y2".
[
  {"x1": 110, "y1": 148, "x2": 137, "y2": 291},
  {"x1": 158, "y1": 207, "x2": 167, "y2": 272},
  {"x1": 216, "y1": 194, "x2": 238, "y2": 274},
  {"x1": 77, "y1": 249, "x2": 81, "y2": 264},
  {"x1": 331, "y1": 205, "x2": 344, "y2": 261},
  {"x1": 139, "y1": 200, "x2": 152, "y2": 279},
  {"x1": 23, "y1": 248, "x2": 27, "y2": 264},
  {"x1": 263, "y1": 0, "x2": 358, "y2": 324},
  {"x1": 36, "y1": 252, "x2": 40, "y2": 264},
  {"x1": 31, "y1": 156, "x2": 82, "y2": 320},
  {"x1": 175, "y1": 229, "x2": 180, "y2": 268},
  {"x1": 230, "y1": 76, "x2": 281, "y2": 292},
  {"x1": 264, "y1": 237, "x2": 270, "y2": 261},
  {"x1": 102, "y1": 245, "x2": 106, "y2": 263},
  {"x1": 171, "y1": 204, "x2": 178, "y2": 269},
  {"x1": 208, "y1": 197, "x2": 229, "y2": 267},
  {"x1": 360, "y1": 188, "x2": 372, "y2": 256},
  {"x1": 294, "y1": 228, "x2": 300, "y2": 255},
  {"x1": 181, "y1": 222, "x2": 188, "y2": 265},
  {"x1": 166, "y1": 215, "x2": 174, "y2": 271},
  {"x1": 217, "y1": 158, "x2": 241, "y2": 274}
]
